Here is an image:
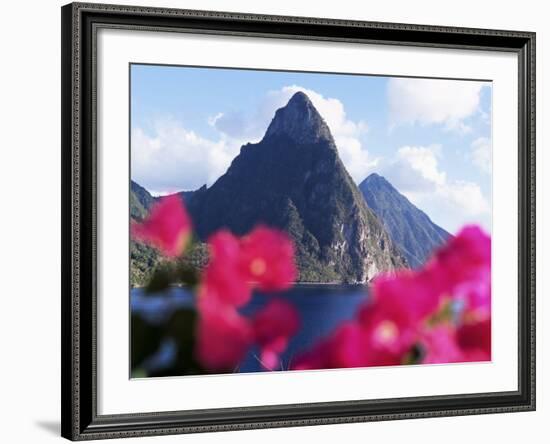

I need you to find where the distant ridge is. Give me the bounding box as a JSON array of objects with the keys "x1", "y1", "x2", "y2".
[{"x1": 359, "y1": 173, "x2": 450, "y2": 268}]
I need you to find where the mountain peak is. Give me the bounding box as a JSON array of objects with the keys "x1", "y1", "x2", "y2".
[
  {"x1": 186, "y1": 100, "x2": 407, "y2": 283},
  {"x1": 264, "y1": 91, "x2": 334, "y2": 144},
  {"x1": 287, "y1": 90, "x2": 311, "y2": 106},
  {"x1": 362, "y1": 173, "x2": 397, "y2": 191},
  {"x1": 366, "y1": 172, "x2": 382, "y2": 180},
  {"x1": 359, "y1": 174, "x2": 450, "y2": 268},
  {"x1": 364, "y1": 172, "x2": 389, "y2": 184}
]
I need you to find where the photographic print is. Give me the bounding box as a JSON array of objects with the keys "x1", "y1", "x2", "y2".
[
  {"x1": 129, "y1": 64, "x2": 492, "y2": 378},
  {"x1": 61, "y1": 5, "x2": 535, "y2": 438}
]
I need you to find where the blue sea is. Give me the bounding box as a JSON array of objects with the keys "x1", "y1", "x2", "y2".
[{"x1": 131, "y1": 284, "x2": 368, "y2": 375}]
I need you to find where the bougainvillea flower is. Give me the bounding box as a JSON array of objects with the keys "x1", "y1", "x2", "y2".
[
  {"x1": 200, "y1": 226, "x2": 298, "y2": 307},
  {"x1": 357, "y1": 268, "x2": 444, "y2": 360},
  {"x1": 201, "y1": 230, "x2": 252, "y2": 307},
  {"x1": 454, "y1": 276, "x2": 491, "y2": 321},
  {"x1": 291, "y1": 340, "x2": 332, "y2": 371},
  {"x1": 131, "y1": 195, "x2": 191, "y2": 258},
  {"x1": 292, "y1": 224, "x2": 491, "y2": 371},
  {"x1": 240, "y1": 226, "x2": 297, "y2": 291},
  {"x1": 420, "y1": 326, "x2": 464, "y2": 364},
  {"x1": 291, "y1": 321, "x2": 402, "y2": 370},
  {"x1": 425, "y1": 225, "x2": 492, "y2": 322},
  {"x1": 357, "y1": 302, "x2": 415, "y2": 366},
  {"x1": 456, "y1": 318, "x2": 491, "y2": 361},
  {"x1": 369, "y1": 269, "x2": 444, "y2": 327},
  {"x1": 252, "y1": 299, "x2": 300, "y2": 370},
  {"x1": 430, "y1": 225, "x2": 491, "y2": 290},
  {"x1": 195, "y1": 296, "x2": 253, "y2": 372},
  {"x1": 196, "y1": 227, "x2": 300, "y2": 372},
  {"x1": 324, "y1": 322, "x2": 370, "y2": 368}
]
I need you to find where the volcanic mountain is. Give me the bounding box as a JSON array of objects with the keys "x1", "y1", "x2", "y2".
[
  {"x1": 359, "y1": 173, "x2": 450, "y2": 268},
  {"x1": 181, "y1": 91, "x2": 407, "y2": 283}
]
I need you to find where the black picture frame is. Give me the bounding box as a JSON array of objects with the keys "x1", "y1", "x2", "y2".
[{"x1": 61, "y1": 2, "x2": 536, "y2": 440}]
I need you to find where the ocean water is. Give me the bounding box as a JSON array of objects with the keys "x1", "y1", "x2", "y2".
[{"x1": 131, "y1": 284, "x2": 368, "y2": 376}]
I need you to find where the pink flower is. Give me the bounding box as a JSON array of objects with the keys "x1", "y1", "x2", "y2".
[
  {"x1": 369, "y1": 269, "x2": 444, "y2": 327},
  {"x1": 292, "y1": 321, "x2": 402, "y2": 370},
  {"x1": 454, "y1": 276, "x2": 491, "y2": 321},
  {"x1": 252, "y1": 299, "x2": 300, "y2": 370},
  {"x1": 195, "y1": 296, "x2": 253, "y2": 371},
  {"x1": 195, "y1": 227, "x2": 300, "y2": 372},
  {"x1": 292, "y1": 268, "x2": 449, "y2": 371},
  {"x1": 291, "y1": 340, "x2": 331, "y2": 371},
  {"x1": 356, "y1": 269, "x2": 444, "y2": 361},
  {"x1": 325, "y1": 322, "x2": 370, "y2": 368},
  {"x1": 200, "y1": 226, "x2": 298, "y2": 308},
  {"x1": 292, "y1": 224, "x2": 492, "y2": 371},
  {"x1": 289, "y1": 322, "x2": 368, "y2": 371},
  {"x1": 240, "y1": 226, "x2": 297, "y2": 292},
  {"x1": 201, "y1": 230, "x2": 251, "y2": 307},
  {"x1": 357, "y1": 301, "x2": 415, "y2": 367},
  {"x1": 430, "y1": 225, "x2": 491, "y2": 290},
  {"x1": 456, "y1": 318, "x2": 491, "y2": 361},
  {"x1": 131, "y1": 195, "x2": 191, "y2": 258},
  {"x1": 427, "y1": 225, "x2": 491, "y2": 322},
  {"x1": 420, "y1": 326, "x2": 464, "y2": 364}
]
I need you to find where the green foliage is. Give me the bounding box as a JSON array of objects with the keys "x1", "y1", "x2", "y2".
[
  {"x1": 129, "y1": 181, "x2": 209, "y2": 287},
  {"x1": 130, "y1": 180, "x2": 156, "y2": 220},
  {"x1": 130, "y1": 239, "x2": 209, "y2": 289},
  {"x1": 130, "y1": 241, "x2": 160, "y2": 287},
  {"x1": 144, "y1": 262, "x2": 200, "y2": 294}
]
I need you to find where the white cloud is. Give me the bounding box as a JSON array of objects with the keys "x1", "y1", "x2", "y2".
[
  {"x1": 381, "y1": 145, "x2": 490, "y2": 233},
  {"x1": 439, "y1": 181, "x2": 490, "y2": 217},
  {"x1": 471, "y1": 137, "x2": 492, "y2": 173},
  {"x1": 131, "y1": 118, "x2": 242, "y2": 192},
  {"x1": 388, "y1": 78, "x2": 486, "y2": 133},
  {"x1": 208, "y1": 111, "x2": 253, "y2": 140},
  {"x1": 393, "y1": 145, "x2": 446, "y2": 188},
  {"x1": 212, "y1": 85, "x2": 375, "y2": 182}
]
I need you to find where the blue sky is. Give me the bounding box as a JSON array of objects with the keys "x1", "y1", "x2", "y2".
[{"x1": 131, "y1": 64, "x2": 492, "y2": 234}]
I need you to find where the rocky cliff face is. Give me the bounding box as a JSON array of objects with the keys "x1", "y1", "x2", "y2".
[
  {"x1": 359, "y1": 173, "x2": 450, "y2": 268},
  {"x1": 130, "y1": 180, "x2": 155, "y2": 220},
  {"x1": 186, "y1": 92, "x2": 406, "y2": 282}
]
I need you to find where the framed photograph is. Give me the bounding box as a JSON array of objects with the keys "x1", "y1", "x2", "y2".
[{"x1": 61, "y1": 2, "x2": 535, "y2": 440}]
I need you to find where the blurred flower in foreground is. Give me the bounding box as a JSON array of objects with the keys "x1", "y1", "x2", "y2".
[
  {"x1": 240, "y1": 226, "x2": 297, "y2": 292},
  {"x1": 252, "y1": 299, "x2": 300, "y2": 370},
  {"x1": 131, "y1": 195, "x2": 191, "y2": 258},
  {"x1": 195, "y1": 295, "x2": 253, "y2": 372},
  {"x1": 293, "y1": 225, "x2": 491, "y2": 370},
  {"x1": 456, "y1": 317, "x2": 491, "y2": 361},
  {"x1": 200, "y1": 230, "x2": 252, "y2": 307},
  {"x1": 195, "y1": 226, "x2": 299, "y2": 372},
  {"x1": 199, "y1": 226, "x2": 297, "y2": 308},
  {"x1": 420, "y1": 326, "x2": 464, "y2": 364}
]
